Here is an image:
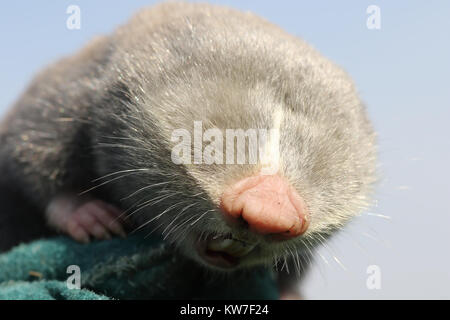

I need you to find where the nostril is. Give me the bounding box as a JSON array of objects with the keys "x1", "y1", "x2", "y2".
[
  {"x1": 237, "y1": 215, "x2": 250, "y2": 229},
  {"x1": 220, "y1": 174, "x2": 309, "y2": 238}
]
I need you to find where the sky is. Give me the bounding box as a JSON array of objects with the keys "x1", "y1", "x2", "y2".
[{"x1": 1, "y1": 1, "x2": 449, "y2": 299}]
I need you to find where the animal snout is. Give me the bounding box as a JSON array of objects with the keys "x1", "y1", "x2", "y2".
[{"x1": 220, "y1": 174, "x2": 309, "y2": 238}]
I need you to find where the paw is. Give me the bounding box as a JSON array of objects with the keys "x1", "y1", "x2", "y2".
[{"x1": 46, "y1": 196, "x2": 126, "y2": 243}]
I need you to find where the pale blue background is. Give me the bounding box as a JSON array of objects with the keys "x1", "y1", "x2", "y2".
[{"x1": 1, "y1": 1, "x2": 449, "y2": 299}]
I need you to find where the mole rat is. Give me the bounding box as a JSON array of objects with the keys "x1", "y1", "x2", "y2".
[{"x1": 0, "y1": 2, "x2": 376, "y2": 296}]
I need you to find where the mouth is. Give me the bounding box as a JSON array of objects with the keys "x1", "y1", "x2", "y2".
[{"x1": 195, "y1": 233, "x2": 258, "y2": 269}]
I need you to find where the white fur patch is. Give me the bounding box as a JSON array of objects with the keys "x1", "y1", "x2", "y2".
[{"x1": 260, "y1": 106, "x2": 283, "y2": 175}]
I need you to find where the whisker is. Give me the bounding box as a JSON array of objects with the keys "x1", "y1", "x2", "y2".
[
  {"x1": 316, "y1": 233, "x2": 347, "y2": 271},
  {"x1": 171, "y1": 224, "x2": 193, "y2": 244},
  {"x1": 91, "y1": 168, "x2": 150, "y2": 183},
  {"x1": 79, "y1": 171, "x2": 145, "y2": 195},
  {"x1": 165, "y1": 215, "x2": 199, "y2": 241},
  {"x1": 96, "y1": 143, "x2": 148, "y2": 152},
  {"x1": 301, "y1": 238, "x2": 315, "y2": 267},
  {"x1": 162, "y1": 203, "x2": 198, "y2": 238},
  {"x1": 287, "y1": 243, "x2": 302, "y2": 275},
  {"x1": 190, "y1": 209, "x2": 215, "y2": 226},
  {"x1": 365, "y1": 212, "x2": 392, "y2": 220},
  {"x1": 332, "y1": 255, "x2": 347, "y2": 271},
  {"x1": 126, "y1": 192, "x2": 182, "y2": 219},
  {"x1": 100, "y1": 136, "x2": 140, "y2": 141},
  {"x1": 121, "y1": 181, "x2": 172, "y2": 200},
  {"x1": 302, "y1": 238, "x2": 327, "y2": 284},
  {"x1": 313, "y1": 237, "x2": 331, "y2": 266},
  {"x1": 130, "y1": 201, "x2": 187, "y2": 234},
  {"x1": 280, "y1": 256, "x2": 288, "y2": 273}
]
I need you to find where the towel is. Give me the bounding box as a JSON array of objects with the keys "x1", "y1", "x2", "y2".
[{"x1": 0, "y1": 234, "x2": 278, "y2": 300}]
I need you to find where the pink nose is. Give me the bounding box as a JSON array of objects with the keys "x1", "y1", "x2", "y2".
[{"x1": 220, "y1": 175, "x2": 309, "y2": 238}]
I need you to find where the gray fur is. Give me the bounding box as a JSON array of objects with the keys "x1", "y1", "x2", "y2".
[{"x1": 0, "y1": 2, "x2": 376, "y2": 291}]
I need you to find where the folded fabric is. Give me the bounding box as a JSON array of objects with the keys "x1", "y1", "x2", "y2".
[{"x1": 0, "y1": 234, "x2": 278, "y2": 300}]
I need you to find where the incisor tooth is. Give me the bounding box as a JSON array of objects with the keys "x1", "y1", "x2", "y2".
[
  {"x1": 207, "y1": 238, "x2": 234, "y2": 251},
  {"x1": 207, "y1": 238, "x2": 256, "y2": 257}
]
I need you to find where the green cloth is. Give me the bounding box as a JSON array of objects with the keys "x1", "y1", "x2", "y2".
[{"x1": 0, "y1": 235, "x2": 278, "y2": 300}]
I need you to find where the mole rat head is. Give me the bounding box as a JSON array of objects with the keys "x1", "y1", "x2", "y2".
[{"x1": 113, "y1": 43, "x2": 377, "y2": 272}]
